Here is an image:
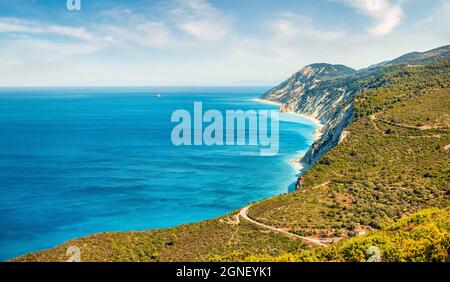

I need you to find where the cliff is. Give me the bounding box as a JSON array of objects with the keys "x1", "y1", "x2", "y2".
[
  {"x1": 261, "y1": 45, "x2": 450, "y2": 169},
  {"x1": 13, "y1": 44, "x2": 450, "y2": 263}
]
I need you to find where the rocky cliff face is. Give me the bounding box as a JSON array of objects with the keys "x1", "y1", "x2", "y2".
[
  {"x1": 261, "y1": 63, "x2": 361, "y2": 169},
  {"x1": 261, "y1": 45, "x2": 450, "y2": 170}
]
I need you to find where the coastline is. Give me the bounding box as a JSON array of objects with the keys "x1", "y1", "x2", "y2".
[
  {"x1": 252, "y1": 98, "x2": 283, "y2": 106},
  {"x1": 252, "y1": 98, "x2": 323, "y2": 139},
  {"x1": 11, "y1": 96, "x2": 325, "y2": 261},
  {"x1": 283, "y1": 112, "x2": 324, "y2": 135},
  {"x1": 253, "y1": 97, "x2": 324, "y2": 175}
]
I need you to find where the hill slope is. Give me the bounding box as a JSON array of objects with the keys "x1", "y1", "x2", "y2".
[
  {"x1": 13, "y1": 46, "x2": 450, "y2": 262},
  {"x1": 262, "y1": 45, "x2": 449, "y2": 168},
  {"x1": 242, "y1": 207, "x2": 450, "y2": 262}
]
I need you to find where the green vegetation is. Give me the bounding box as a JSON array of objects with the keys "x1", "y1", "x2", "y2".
[
  {"x1": 13, "y1": 213, "x2": 308, "y2": 262},
  {"x1": 14, "y1": 57, "x2": 449, "y2": 262},
  {"x1": 249, "y1": 59, "x2": 449, "y2": 238},
  {"x1": 243, "y1": 207, "x2": 450, "y2": 262}
]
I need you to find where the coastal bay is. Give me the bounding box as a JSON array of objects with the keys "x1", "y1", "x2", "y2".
[{"x1": 0, "y1": 87, "x2": 319, "y2": 260}]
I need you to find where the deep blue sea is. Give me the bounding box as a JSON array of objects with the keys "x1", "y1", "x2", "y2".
[{"x1": 0, "y1": 87, "x2": 318, "y2": 261}]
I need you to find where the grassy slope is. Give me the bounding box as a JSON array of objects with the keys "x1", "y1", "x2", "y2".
[
  {"x1": 14, "y1": 59, "x2": 450, "y2": 262},
  {"x1": 14, "y1": 212, "x2": 309, "y2": 262},
  {"x1": 244, "y1": 207, "x2": 450, "y2": 262},
  {"x1": 249, "y1": 59, "x2": 449, "y2": 238}
]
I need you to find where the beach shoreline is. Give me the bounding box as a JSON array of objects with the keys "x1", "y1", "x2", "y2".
[
  {"x1": 252, "y1": 98, "x2": 283, "y2": 106},
  {"x1": 254, "y1": 97, "x2": 324, "y2": 175},
  {"x1": 252, "y1": 98, "x2": 323, "y2": 136}
]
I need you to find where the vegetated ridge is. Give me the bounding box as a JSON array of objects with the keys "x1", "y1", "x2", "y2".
[{"x1": 13, "y1": 45, "x2": 450, "y2": 262}]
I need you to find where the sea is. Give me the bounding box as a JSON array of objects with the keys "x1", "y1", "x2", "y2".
[{"x1": 0, "y1": 87, "x2": 319, "y2": 260}]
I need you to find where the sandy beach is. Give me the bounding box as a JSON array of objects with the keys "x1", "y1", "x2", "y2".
[
  {"x1": 282, "y1": 111, "x2": 323, "y2": 131},
  {"x1": 254, "y1": 98, "x2": 324, "y2": 174},
  {"x1": 289, "y1": 157, "x2": 305, "y2": 172},
  {"x1": 252, "y1": 98, "x2": 283, "y2": 106}
]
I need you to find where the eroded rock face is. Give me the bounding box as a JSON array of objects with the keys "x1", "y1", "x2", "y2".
[
  {"x1": 263, "y1": 63, "x2": 356, "y2": 107},
  {"x1": 261, "y1": 63, "x2": 359, "y2": 168},
  {"x1": 260, "y1": 45, "x2": 450, "y2": 169}
]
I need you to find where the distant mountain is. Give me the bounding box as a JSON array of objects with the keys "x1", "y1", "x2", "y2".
[
  {"x1": 263, "y1": 63, "x2": 356, "y2": 104},
  {"x1": 363, "y1": 45, "x2": 450, "y2": 71},
  {"x1": 384, "y1": 45, "x2": 450, "y2": 66},
  {"x1": 261, "y1": 44, "x2": 450, "y2": 167}
]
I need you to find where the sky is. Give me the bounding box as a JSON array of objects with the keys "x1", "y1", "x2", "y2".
[{"x1": 0, "y1": 0, "x2": 448, "y2": 87}]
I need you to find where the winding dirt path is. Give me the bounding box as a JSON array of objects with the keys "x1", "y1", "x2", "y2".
[
  {"x1": 370, "y1": 114, "x2": 447, "y2": 138},
  {"x1": 311, "y1": 181, "x2": 331, "y2": 190},
  {"x1": 377, "y1": 118, "x2": 449, "y2": 131},
  {"x1": 239, "y1": 205, "x2": 328, "y2": 247},
  {"x1": 370, "y1": 115, "x2": 386, "y2": 135}
]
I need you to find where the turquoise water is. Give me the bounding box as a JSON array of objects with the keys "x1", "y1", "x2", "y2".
[{"x1": 0, "y1": 87, "x2": 318, "y2": 261}]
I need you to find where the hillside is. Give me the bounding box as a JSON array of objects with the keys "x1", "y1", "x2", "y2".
[
  {"x1": 249, "y1": 56, "x2": 449, "y2": 239},
  {"x1": 241, "y1": 207, "x2": 450, "y2": 262},
  {"x1": 262, "y1": 45, "x2": 450, "y2": 168},
  {"x1": 13, "y1": 46, "x2": 450, "y2": 262}
]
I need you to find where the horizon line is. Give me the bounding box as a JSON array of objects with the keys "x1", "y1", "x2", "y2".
[{"x1": 0, "y1": 85, "x2": 274, "y2": 89}]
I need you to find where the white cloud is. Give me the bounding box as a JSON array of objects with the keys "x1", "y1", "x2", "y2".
[
  {"x1": 341, "y1": 0, "x2": 404, "y2": 35},
  {"x1": 418, "y1": 0, "x2": 450, "y2": 27},
  {"x1": 169, "y1": 0, "x2": 230, "y2": 42},
  {"x1": 96, "y1": 0, "x2": 231, "y2": 48},
  {"x1": 226, "y1": 13, "x2": 347, "y2": 72},
  {"x1": 269, "y1": 13, "x2": 346, "y2": 41},
  {"x1": 0, "y1": 0, "x2": 233, "y2": 65},
  {"x1": 0, "y1": 17, "x2": 117, "y2": 77},
  {"x1": 0, "y1": 19, "x2": 110, "y2": 76},
  {"x1": 96, "y1": 7, "x2": 177, "y2": 49},
  {"x1": 0, "y1": 17, "x2": 98, "y2": 41},
  {"x1": 101, "y1": 22, "x2": 174, "y2": 49},
  {"x1": 2, "y1": 0, "x2": 445, "y2": 87},
  {"x1": 0, "y1": 37, "x2": 105, "y2": 64}
]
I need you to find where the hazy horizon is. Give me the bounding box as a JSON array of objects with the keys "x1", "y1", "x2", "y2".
[{"x1": 0, "y1": 0, "x2": 449, "y2": 87}]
